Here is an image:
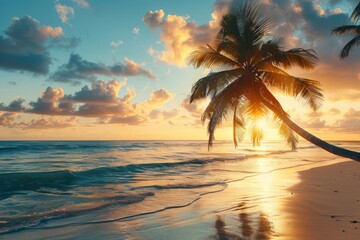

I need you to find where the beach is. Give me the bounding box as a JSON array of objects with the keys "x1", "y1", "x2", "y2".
[{"x1": 1, "y1": 141, "x2": 360, "y2": 239}]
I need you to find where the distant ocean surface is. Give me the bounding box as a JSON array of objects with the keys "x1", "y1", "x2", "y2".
[{"x1": 0, "y1": 140, "x2": 359, "y2": 239}]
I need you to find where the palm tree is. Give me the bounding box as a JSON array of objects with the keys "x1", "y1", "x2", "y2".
[
  {"x1": 188, "y1": 2, "x2": 360, "y2": 161},
  {"x1": 332, "y1": 2, "x2": 360, "y2": 59}
]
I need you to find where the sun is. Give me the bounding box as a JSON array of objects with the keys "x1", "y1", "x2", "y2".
[{"x1": 255, "y1": 118, "x2": 268, "y2": 129}]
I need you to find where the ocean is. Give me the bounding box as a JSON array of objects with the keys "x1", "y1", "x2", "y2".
[{"x1": 0, "y1": 140, "x2": 358, "y2": 239}]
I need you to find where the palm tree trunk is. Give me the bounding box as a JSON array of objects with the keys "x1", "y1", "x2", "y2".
[
  {"x1": 262, "y1": 100, "x2": 360, "y2": 161},
  {"x1": 282, "y1": 114, "x2": 360, "y2": 161}
]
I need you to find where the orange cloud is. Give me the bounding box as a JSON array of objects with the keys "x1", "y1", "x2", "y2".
[
  {"x1": 0, "y1": 80, "x2": 176, "y2": 126},
  {"x1": 144, "y1": 9, "x2": 219, "y2": 66}
]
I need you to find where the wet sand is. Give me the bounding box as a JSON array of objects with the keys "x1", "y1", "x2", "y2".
[
  {"x1": 131, "y1": 157, "x2": 360, "y2": 240},
  {"x1": 286, "y1": 160, "x2": 360, "y2": 239}
]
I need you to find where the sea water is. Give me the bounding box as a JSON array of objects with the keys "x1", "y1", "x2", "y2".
[{"x1": 0, "y1": 140, "x2": 358, "y2": 239}]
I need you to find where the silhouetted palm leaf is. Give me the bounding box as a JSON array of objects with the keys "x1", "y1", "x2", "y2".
[
  {"x1": 188, "y1": 45, "x2": 238, "y2": 69},
  {"x1": 332, "y1": 3, "x2": 360, "y2": 59},
  {"x1": 339, "y1": 35, "x2": 360, "y2": 59},
  {"x1": 190, "y1": 69, "x2": 242, "y2": 103},
  {"x1": 332, "y1": 25, "x2": 360, "y2": 35},
  {"x1": 351, "y1": 2, "x2": 360, "y2": 22},
  {"x1": 263, "y1": 72, "x2": 323, "y2": 111}
]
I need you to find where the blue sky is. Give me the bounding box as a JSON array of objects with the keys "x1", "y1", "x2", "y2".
[{"x1": 0, "y1": 0, "x2": 360, "y2": 141}]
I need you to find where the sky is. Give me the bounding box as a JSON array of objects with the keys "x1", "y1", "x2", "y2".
[{"x1": 0, "y1": 0, "x2": 359, "y2": 141}]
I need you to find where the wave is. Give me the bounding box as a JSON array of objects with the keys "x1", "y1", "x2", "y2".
[
  {"x1": 0, "y1": 146, "x2": 311, "y2": 195},
  {"x1": 0, "y1": 191, "x2": 154, "y2": 235},
  {"x1": 131, "y1": 182, "x2": 227, "y2": 190},
  {"x1": 0, "y1": 141, "x2": 151, "y2": 154}
]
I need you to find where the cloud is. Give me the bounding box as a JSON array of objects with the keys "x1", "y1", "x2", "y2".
[
  {"x1": 0, "y1": 15, "x2": 77, "y2": 75},
  {"x1": 28, "y1": 87, "x2": 75, "y2": 115},
  {"x1": 65, "y1": 79, "x2": 126, "y2": 104},
  {"x1": 143, "y1": 10, "x2": 165, "y2": 28},
  {"x1": 109, "y1": 116, "x2": 146, "y2": 125},
  {"x1": 0, "y1": 98, "x2": 26, "y2": 112},
  {"x1": 149, "y1": 109, "x2": 179, "y2": 120},
  {"x1": 55, "y1": 3, "x2": 75, "y2": 23},
  {"x1": 23, "y1": 116, "x2": 77, "y2": 129},
  {"x1": 110, "y1": 40, "x2": 124, "y2": 47},
  {"x1": 145, "y1": 88, "x2": 174, "y2": 107},
  {"x1": 0, "y1": 80, "x2": 175, "y2": 126},
  {"x1": 49, "y1": 53, "x2": 156, "y2": 84},
  {"x1": 181, "y1": 95, "x2": 206, "y2": 118},
  {"x1": 143, "y1": 9, "x2": 217, "y2": 66},
  {"x1": 0, "y1": 112, "x2": 18, "y2": 127},
  {"x1": 72, "y1": 0, "x2": 90, "y2": 9},
  {"x1": 133, "y1": 27, "x2": 140, "y2": 35},
  {"x1": 333, "y1": 108, "x2": 360, "y2": 132}
]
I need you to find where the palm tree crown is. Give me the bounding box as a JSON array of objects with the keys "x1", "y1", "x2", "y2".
[
  {"x1": 188, "y1": 2, "x2": 323, "y2": 150},
  {"x1": 332, "y1": 2, "x2": 360, "y2": 59}
]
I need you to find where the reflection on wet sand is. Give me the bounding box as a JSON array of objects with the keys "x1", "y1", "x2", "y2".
[{"x1": 214, "y1": 203, "x2": 273, "y2": 240}]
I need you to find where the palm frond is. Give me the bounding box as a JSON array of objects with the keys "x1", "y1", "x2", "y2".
[
  {"x1": 339, "y1": 35, "x2": 360, "y2": 59},
  {"x1": 273, "y1": 114, "x2": 298, "y2": 150},
  {"x1": 233, "y1": 105, "x2": 246, "y2": 148},
  {"x1": 203, "y1": 78, "x2": 246, "y2": 148},
  {"x1": 263, "y1": 72, "x2": 323, "y2": 111},
  {"x1": 219, "y1": 14, "x2": 242, "y2": 46},
  {"x1": 188, "y1": 45, "x2": 239, "y2": 69},
  {"x1": 351, "y1": 2, "x2": 360, "y2": 22},
  {"x1": 256, "y1": 48, "x2": 318, "y2": 70},
  {"x1": 190, "y1": 68, "x2": 241, "y2": 103},
  {"x1": 216, "y1": 38, "x2": 243, "y2": 62},
  {"x1": 332, "y1": 25, "x2": 360, "y2": 35}
]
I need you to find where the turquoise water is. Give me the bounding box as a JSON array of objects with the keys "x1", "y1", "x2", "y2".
[{"x1": 0, "y1": 140, "x2": 358, "y2": 239}]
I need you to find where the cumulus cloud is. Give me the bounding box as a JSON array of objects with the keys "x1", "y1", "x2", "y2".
[
  {"x1": 145, "y1": 88, "x2": 174, "y2": 107},
  {"x1": 29, "y1": 87, "x2": 75, "y2": 115},
  {"x1": 49, "y1": 53, "x2": 156, "y2": 85},
  {"x1": 0, "y1": 15, "x2": 77, "y2": 75},
  {"x1": 143, "y1": 9, "x2": 217, "y2": 66},
  {"x1": 65, "y1": 79, "x2": 126, "y2": 104},
  {"x1": 143, "y1": 10, "x2": 165, "y2": 28},
  {"x1": 0, "y1": 112, "x2": 18, "y2": 127},
  {"x1": 0, "y1": 80, "x2": 175, "y2": 126},
  {"x1": 55, "y1": 3, "x2": 75, "y2": 23},
  {"x1": 0, "y1": 98, "x2": 26, "y2": 112}
]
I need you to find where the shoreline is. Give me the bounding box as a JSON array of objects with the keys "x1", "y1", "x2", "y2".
[
  {"x1": 130, "y1": 156, "x2": 360, "y2": 239},
  {"x1": 2, "y1": 149, "x2": 360, "y2": 239}
]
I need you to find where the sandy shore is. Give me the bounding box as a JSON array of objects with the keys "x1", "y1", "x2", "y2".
[
  {"x1": 130, "y1": 157, "x2": 360, "y2": 240},
  {"x1": 285, "y1": 160, "x2": 360, "y2": 240}
]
